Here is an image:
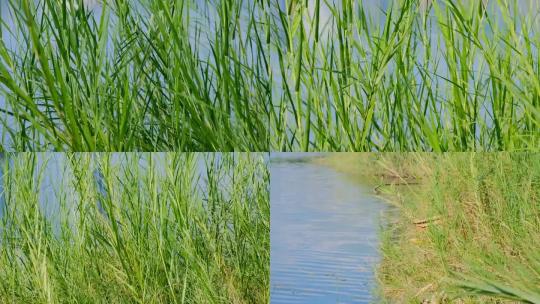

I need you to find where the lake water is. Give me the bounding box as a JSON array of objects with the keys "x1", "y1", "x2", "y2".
[{"x1": 271, "y1": 153, "x2": 386, "y2": 303}]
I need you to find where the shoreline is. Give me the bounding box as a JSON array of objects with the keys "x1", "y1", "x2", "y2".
[{"x1": 315, "y1": 153, "x2": 540, "y2": 303}]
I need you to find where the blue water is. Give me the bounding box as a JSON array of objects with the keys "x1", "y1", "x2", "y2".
[{"x1": 271, "y1": 153, "x2": 386, "y2": 303}]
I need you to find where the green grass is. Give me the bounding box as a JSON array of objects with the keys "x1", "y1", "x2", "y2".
[
  {"x1": 271, "y1": 0, "x2": 540, "y2": 151},
  {"x1": 2, "y1": 0, "x2": 539, "y2": 151},
  {"x1": 0, "y1": 0, "x2": 270, "y2": 151},
  {"x1": 318, "y1": 153, "x2": 540, "y2": 303},
  {"x1": 0, "y1": 152, "x2": 269, "y2": 303}
]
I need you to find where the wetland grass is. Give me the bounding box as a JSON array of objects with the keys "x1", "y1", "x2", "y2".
[
  {"x1": 0, "y1": 152, "x2": 269, "y2": 303},
  {"x1": 271, "y1": 0, "x2": 540, "y2": 151},
  {"x1": 319, "y1": 153, "x2": 540, "y2": 303},
  {"x1": 0, "y1": 0, "x2": 271, "y2": 151},
  {"x1": 2, "y1": 0, "x2": 539, "y2": 152}
]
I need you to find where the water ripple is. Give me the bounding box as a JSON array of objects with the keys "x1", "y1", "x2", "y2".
[{"x1": 271, "y1": 155, "x2": 386, "y2": 303}]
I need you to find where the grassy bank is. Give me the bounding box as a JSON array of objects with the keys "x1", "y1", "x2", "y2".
[
  {"x1": 0, "y1": 0, "x2": 270, "y2": 151},
  {"x1": 317, "y1": 153, "x2": 540, "y2": 303},
  {"x1": 0, "y1": 153, "x2": 269, "y2": 303},
  {"x1": 271, "y1": 0, "x2": 540, "y2": 151}
]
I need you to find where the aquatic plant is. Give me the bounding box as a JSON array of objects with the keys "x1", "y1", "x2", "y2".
[
  {"x1": 0, "y1": 0, "x2": 271, "y2": 151},
  {"x1": 2, "y1": 0, "x2": 538, "y2": 151},
  {"x1": 271, "y1": 0, "x2": 540, "y2": 151},
  {"x1": 0, "y1": 152, "x2": 269, "y2": 303}
]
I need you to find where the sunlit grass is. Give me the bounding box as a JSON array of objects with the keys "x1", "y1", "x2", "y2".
[
  {"x1": 2, "y1": 0, "x2": 538, "y2": 151},
  {"x1": 271, "y1": 0, "x2": 540, "y2": 151},
  {"x1": 319, "y1": 153, "x2": 540, "y2": 303},
  {"x1": 0, "y1": 0, "x2": 271, "y2": 151},
  {"x1": 0, "y1": 152, "x2": 269, "y2": 303}
]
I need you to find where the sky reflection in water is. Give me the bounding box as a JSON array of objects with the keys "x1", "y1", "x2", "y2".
[{"x1": 271, "y1": 154, "x2": 386, "y2": 303}]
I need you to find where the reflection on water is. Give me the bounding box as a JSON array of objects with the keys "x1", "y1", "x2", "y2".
[{"x1": 271, "y1": 154, "x2": 385, "y2": 303}]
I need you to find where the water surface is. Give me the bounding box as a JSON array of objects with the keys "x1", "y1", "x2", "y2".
[{"x1": 271, "y1": 154, "x2": 386, "y2": 303}]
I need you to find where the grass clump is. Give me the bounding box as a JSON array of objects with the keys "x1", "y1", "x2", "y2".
[
  {"x1": 0, "y1": 152, "x2": 269, "y2": 303},
  {"x1": 271, "y1": 0, "x2": 540, "y2": 151},
  {"x1": 318, "y1": 153, "x2": 540, "y2": 303},
  {"x1": 0, "y1": 0, "x2": 270, "y2": 151},
  {"x1": 3, "y1": 0, "x2": 539, "y2": 152}
]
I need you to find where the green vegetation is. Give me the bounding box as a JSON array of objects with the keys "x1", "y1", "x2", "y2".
[
  {"x1": 271, "y1": 0, "x2": 540, "y2": 151},
  {"x1": 2, "y1": 0, "x2": 539, "y2": 152},
  {"x1": 0, "y1": 0, "x2": 270, "y2": 151},
  {"x1": 0, "y1": 152, "x2": 269, "y2": 303},
  {"x1": 318, "y1": 153, "x2": 540, "y2": 303}
]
